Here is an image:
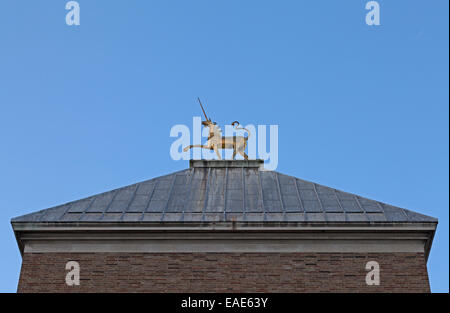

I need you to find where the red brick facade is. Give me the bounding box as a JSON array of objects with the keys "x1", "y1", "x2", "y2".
[{"x1": 17, "y1": 252, "x2": 430, "y2": 293}]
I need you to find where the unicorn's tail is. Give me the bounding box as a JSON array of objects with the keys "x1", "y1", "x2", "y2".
[{"x1": 231, "y1": 121, "x2": 251, "y2": 140}]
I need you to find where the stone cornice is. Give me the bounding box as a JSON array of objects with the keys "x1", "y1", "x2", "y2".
[{"x1": 12, "y1": 221, "x2": 437, "y2": 260}]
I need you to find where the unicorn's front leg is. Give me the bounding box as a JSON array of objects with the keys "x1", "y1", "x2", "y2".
[
  {"x1": 213, "y1": 145, "x2": 222, "y2": 160},
  {"x1": 183, "y1": 144, "x2": 209, "y2": 152}
]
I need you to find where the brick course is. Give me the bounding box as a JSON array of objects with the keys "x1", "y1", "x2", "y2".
[{"x1": 17, "y1": 252, "x2": 430, "y2": 293}]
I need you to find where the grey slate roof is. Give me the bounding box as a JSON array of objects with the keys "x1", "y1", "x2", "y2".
[{"x1": 11, "y1": 160, "x2": 437, "y2": 224}]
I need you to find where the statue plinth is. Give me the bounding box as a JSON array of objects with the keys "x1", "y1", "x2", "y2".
[{"x1": 189, "y1": 159, "x2": 264, "y2": 168}]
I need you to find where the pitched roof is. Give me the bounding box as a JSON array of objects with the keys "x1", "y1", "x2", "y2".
[{"x1": 11, "y1": 160, "x2": 437, "y2": 224}]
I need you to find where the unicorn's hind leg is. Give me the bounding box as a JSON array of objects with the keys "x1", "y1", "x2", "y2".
[
  {"x1": 238, "y1": 151, "x2": 249, "y2": 160},
  {"x1": 237, "y1": 146, "x2": 248, "y2": 160}
]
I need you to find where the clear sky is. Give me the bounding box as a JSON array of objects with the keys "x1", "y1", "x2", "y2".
[{"x1": 0, "y1": 0, "x2": 448, "y2": 292}]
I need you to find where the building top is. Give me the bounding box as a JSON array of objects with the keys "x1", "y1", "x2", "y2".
[{"x1": 11, "y1": 160, "x2": 437, "y2": 224}]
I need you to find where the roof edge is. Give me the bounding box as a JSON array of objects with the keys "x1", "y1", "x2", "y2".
[{"x1": 12, "y1": 220, "x2": 437, "y2": 232}]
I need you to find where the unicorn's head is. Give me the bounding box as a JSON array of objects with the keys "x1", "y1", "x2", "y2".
[{"x1": 201, "y1": 119, "x2": 222, "y2": 137}]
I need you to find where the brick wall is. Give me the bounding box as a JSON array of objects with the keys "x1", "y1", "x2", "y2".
[{"x1": 17, "y1": 252, "x2": 430, "y2": 293}]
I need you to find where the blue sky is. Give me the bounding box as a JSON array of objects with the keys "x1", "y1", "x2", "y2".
[{"x1": 0, "y1": 0, "x2": 448, "y2": 292}]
